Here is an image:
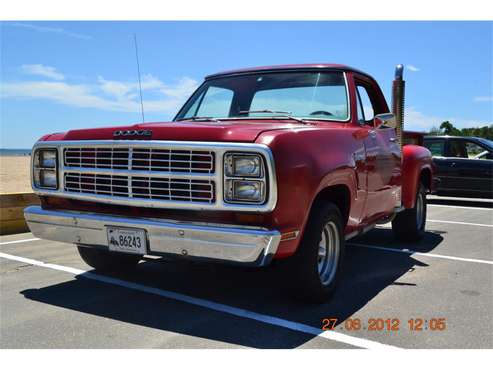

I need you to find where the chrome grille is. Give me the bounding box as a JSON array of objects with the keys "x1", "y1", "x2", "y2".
[
  {"x1": 32, "y1": 141, "x2": 276, "y2": 212},
  {"x1": 64, "y1": 172, "x2": 215, "y2": 203},
  {"x1": 64, "y1": 147, "x2": 215, "y2": 173}
]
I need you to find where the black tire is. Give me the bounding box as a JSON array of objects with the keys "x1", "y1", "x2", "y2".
[
  {"x1": 392, "y1": 184, "x2": 427, "y2": 241},
  {"x1": 77, "y1": 245, "x2": 141, "y2": 272},
  {"x1": 284, "y1": 202, "x2": 345, "y2": 303}
]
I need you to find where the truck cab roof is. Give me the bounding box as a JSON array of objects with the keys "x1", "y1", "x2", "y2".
[{"x1": 206, "y1": 63, "x2": 374, "y2": 80}]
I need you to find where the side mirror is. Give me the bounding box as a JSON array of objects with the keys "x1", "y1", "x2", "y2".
[{"x1": 374, "y1": 113, "x2": 397, "y2": 129}]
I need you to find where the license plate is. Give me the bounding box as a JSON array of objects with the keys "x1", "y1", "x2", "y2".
[{"x1": 106, "y1": 227, "x2": 147, "y2": 255}]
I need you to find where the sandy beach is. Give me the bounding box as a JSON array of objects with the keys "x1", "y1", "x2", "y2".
[{"x1": 0, "y1": 155, "x2": 32, "y2": 194}]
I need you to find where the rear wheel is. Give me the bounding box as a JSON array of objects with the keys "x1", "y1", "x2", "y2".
[
  {"x1": 77, "y1": 246, "x2": 141, "y2": 272},
  {"x1": 392, "y1": 184, "x2": 427, "y2": 241},
  {"x1": 285, "y1": 202, "x2": 345, "y2": 303}
]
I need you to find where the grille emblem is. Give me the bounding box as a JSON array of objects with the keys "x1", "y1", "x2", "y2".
[{"x1": 113, "y1": 129, "x2": 152, "y2": 137}]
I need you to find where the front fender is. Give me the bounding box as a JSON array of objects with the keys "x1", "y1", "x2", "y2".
[
  {"x1": 402, "y1": 144, "x2": 433, "y2": 209},
  {"x1": 256, "y1": 127, "x2": 364, "y2": 258}
]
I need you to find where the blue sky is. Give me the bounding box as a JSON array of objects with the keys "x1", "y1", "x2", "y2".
[{"x1": 1, "y1": 21, "x2": 492, "y2": 148}]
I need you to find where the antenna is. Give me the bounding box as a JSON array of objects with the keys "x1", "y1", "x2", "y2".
[{"x1": 133, "y1": 34, "x2": 145, "y2": 123}]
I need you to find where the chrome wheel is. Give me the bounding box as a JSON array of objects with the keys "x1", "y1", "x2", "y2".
[{"x1": 317, "y1": 221, "x2": 340, "y2": 285}]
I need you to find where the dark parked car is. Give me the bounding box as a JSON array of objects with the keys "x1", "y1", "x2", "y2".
[{"x1": 423, "y1": 136, "x2": 493, "y2": 198}]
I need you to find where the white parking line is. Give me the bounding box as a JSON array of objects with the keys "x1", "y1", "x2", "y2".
[
  {"x1": 427, "y1": 220, "x2": 493, "y2": 228},
  {"x1": 349, "y1": 243, "x2": 493, "y2": 265},
  {"x1": 428, "y1": 204, "x2": 493, "y2": 211},
  {"x1": 0, "y1": 251, "x2": 398, "y2": 350},
  {"x1": 0, "y1": 238, "x2": 40, "y2": 245}
]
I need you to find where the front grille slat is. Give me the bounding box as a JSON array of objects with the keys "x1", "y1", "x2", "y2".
[
  {"x1": 64, "y1": 147, "x2": 214, "y2": 174},
  {"x1": 63, "y1": 146, "x2": 216, "y2": 205},
  {"x1": 64, "y1": 172, "x2": 215, "y2": 204}
]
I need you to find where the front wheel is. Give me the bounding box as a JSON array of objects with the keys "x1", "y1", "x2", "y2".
[
  {"x1": 392, "y1": 184, "x2": 427, "y2": 241},
  {"x1": 284, "y1": 202, "x2": 345, "y2": 303},
  {"x1": 77, "y1": 245, "x2": 141, "y2": 272}
]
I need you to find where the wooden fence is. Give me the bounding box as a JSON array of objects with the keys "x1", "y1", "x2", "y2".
[{"x1": 0, "y1": 193, "x2": 40, "y2": 235}]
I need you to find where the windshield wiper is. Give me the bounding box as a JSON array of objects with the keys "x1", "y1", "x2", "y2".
[
  {"x1": 176, "y1": 116, "x2": 220, "y2": 122},
  {"x1": 238, "y1": 110, "x2": 309, "y2": 124}
]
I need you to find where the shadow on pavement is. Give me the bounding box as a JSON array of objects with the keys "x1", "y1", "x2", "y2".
[
  {"x1": 350, "y1": 226, "x2": 445, "y2": 253},
  {"x1": 20, "y1": 228, "x2": 443, "y2": 348}
]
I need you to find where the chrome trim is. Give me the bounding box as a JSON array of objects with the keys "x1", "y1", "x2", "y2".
[
  {"x1": 223, "y1": 152, "x2": 267, "y2": 204},
  {"x1": 24, "y1": 206, "x2": 280, "y2": 266},
  {"x1": 31, "y1": 140, "x2": 278, "y2": 212},
  {"x1": 32, "y1": 148, "x2": 59, "y2": 190},
  {"x1": 63, "y1": 146, "x2": 215, "y2": 174},
  {"x1": 59, "y1": 167, "x2": 214, "y2": 180},
  {"x1": 63, "y1": 172, "x2": 215, "y2": 204},
  {"x1": 113, "y1": 129, "x2": 152, "y2": 137},
  {"x1": 394, "y1": 64, "x2": 404, "y2": 80}
]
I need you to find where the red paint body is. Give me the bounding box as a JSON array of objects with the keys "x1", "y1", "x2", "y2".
[{"x1": 39, "y1": 65, "x2": 433, "y2": 260}]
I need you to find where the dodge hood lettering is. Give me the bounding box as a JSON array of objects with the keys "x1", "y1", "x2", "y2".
[{"x1": 113, "y1": 129, "x2": 152, "y2": 138}]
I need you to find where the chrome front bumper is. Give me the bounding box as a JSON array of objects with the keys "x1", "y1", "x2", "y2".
[{"x1": 24, "y1": 206, "x2": 281, "y2": 266}]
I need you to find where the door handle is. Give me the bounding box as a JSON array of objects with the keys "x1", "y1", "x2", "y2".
[
  {"x1": 369, "y1": 130, "x2": 377, "y2": 139},
  {"x1": 389, "y1": 137, "x2": 398, "y2": 143}
]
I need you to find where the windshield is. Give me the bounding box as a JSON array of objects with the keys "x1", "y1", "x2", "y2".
[{"x1": 175, "y1": 71, "x2": 349, "y2": 122}]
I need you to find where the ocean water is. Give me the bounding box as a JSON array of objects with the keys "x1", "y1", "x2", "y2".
[{"x1": 0, "y1": 149, "x2": 31, "y2": 156}]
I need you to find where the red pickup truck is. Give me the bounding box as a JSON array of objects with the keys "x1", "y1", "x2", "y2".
[{"x1": 25, "y1": 63, "x2": 433, "y2": 302}]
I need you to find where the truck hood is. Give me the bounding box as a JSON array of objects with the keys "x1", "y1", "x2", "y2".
[{"x1": 50, "y1": 120, "x2": 308, "y2": 143}]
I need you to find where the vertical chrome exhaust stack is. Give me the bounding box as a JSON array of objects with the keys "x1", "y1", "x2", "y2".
[{"x1": 392, "y1": 64, "x2": 405, "y2": 149}]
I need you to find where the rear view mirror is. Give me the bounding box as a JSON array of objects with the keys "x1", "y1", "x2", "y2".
[{"x1": 374, "y1": 113, "x2": 397, "y2": 129}]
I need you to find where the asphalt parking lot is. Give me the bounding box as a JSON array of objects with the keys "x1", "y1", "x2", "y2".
[{"x1": 1, "y1": 197, "x2": 492, "y2": 349}]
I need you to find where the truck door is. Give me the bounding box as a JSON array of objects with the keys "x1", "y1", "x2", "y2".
[{"x1": 356, "y1": 82, "x2": 401, "y2": 221}]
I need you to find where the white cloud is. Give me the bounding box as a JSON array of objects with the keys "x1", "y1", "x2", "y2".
[
  {"x1": 8, "y1": 22, "x2": 91, "y2": 40},
  {"x1": 404, "y1": 106, "x2": 490, "y2": 132},
  {"x1": 160, "y1": 77, "x2": 198, "y2": 100},
  {"x1": 97, "y1": 74, "x2": 168, "y2": 100},
  {"x1": 1, "y1": 72, "x2": 199, "y2": 115},
  {"x1": 141, "y1": 75, "x2": 166, "y2": 90},
  {"x1": 20, "y1": 64, "x2": 65, "y2": 81},
  {"x1": 1, "y1": 81, "x2": 131, "y2": 111},
  {"x1": 406, "y1": 65, "x2": 420, "y2": 72},
  {"x1": 97, "y1": 77, "x2": 136, "y2": 99},
  {"x1": 4, "y1": 66, "x2": 488, "y2": 129},
  {"x1": 474, "y1": 96, "x2": 493, "y2": 102}
]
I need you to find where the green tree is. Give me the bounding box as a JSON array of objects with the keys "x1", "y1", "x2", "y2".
[
  {"x1": 439, "y1": 121, "x2": 461, "y2": 136},
  {"x1": 429, "y1": 123, "x2": 493, "y2": 140}
]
